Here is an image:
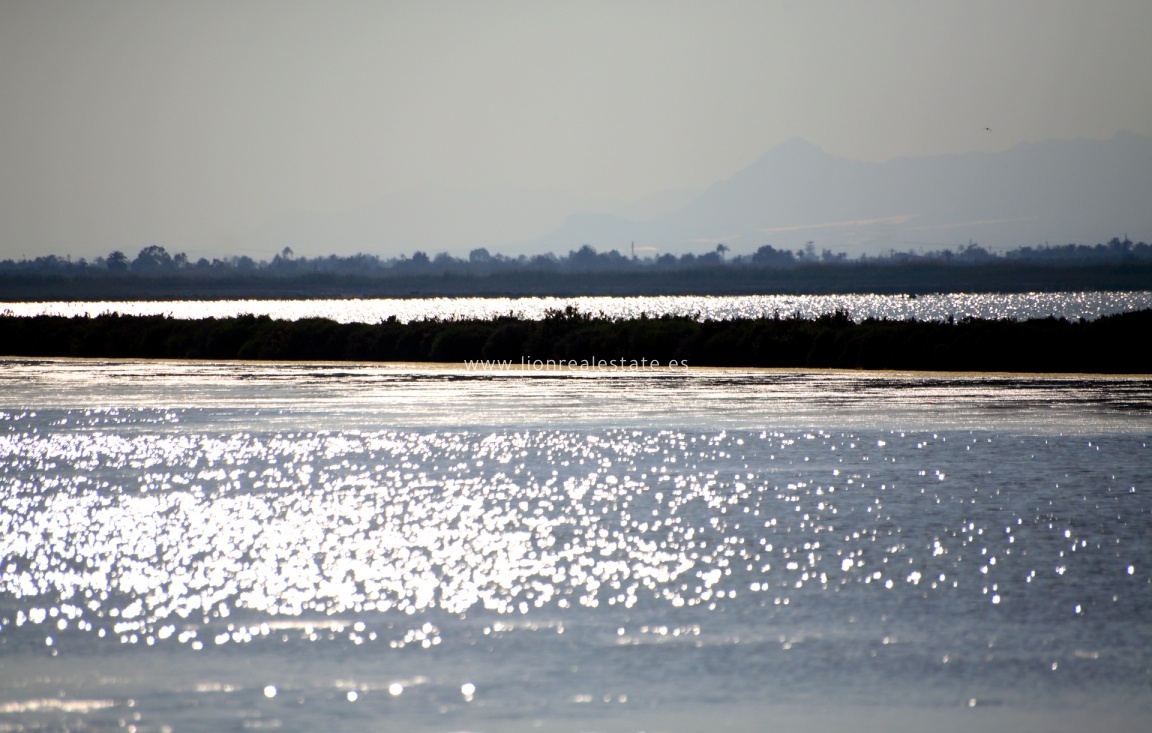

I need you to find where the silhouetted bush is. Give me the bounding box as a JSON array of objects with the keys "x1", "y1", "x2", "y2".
[{"x1": 1, "y1": 309, "x2": 1149, "y2": 373}]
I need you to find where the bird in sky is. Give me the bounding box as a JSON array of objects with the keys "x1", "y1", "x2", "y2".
[{"x1": 985, "y1": 127, "x2": 992, "y2": 132}]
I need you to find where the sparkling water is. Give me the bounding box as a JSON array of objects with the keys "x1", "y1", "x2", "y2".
[
  {"x1": 0, "y1": 360, "x2": 1149, "y2": 733},
  {"x1": 3, "y1": 290, "x2": 1151, "y2": 324}
]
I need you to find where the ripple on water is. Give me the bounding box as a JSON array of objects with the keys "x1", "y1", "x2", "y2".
[
  {"x1": 2, "y1": 291, "x2": 1151, "y2": 323},
  {"x1": 1, "y1": 420, "x2": 1148, "y2": 655}
]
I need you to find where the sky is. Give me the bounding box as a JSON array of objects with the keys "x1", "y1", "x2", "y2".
[{"x1": 1, "y1": 0, "x2": 1150, "y2": 261}]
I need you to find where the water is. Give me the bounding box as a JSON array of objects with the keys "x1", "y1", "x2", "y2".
[
  {"x1": 3, "y1": 290, "x2": 1151, "y2": 324},
  {"x1": 1, "y1": 359, "x2": 1150, "y2": 733}
]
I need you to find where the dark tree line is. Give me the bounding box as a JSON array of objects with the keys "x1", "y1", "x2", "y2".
[
  {"x1": 3, "y1": 238, "x2": 1150, "y2": 278},
  {"x1": 1, "y1": 308, "x2": 1149, "y2": 374}
]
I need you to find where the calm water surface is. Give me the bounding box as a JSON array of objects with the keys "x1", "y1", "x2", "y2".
[
  {"x1": 3, "y1": 290, "x2": 1152, "y2": 323},
  {"x1": 0, "y1": 359, "x2": 1150, "y2": 733}
]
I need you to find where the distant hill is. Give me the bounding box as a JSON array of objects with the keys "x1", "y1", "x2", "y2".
[{"x1": 525, "y1": 131, "x2": 1152, "y2": 256}]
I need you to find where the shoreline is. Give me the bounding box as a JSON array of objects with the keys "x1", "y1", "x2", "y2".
[
  {"x1": 3, "y1": 354, "x2": 1152, "y2": 379},
  {"x1": 3, "y1": 261, "x2": 1152, "y2": 301}
]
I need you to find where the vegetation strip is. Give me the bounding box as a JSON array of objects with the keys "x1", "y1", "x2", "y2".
[
  {"x1": 2, "y1": 309, "x2": 1150, "y2": 373},
  {"x1": 5, "y1": 262, "x2": 1152, "y2": 300}
]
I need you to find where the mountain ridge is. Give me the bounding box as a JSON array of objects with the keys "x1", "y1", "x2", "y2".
[{"x1": 526, "y1": 131, "x2": 1152, "y2": 257}]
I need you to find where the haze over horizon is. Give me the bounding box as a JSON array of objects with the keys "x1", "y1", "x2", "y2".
[{"x1": 2, "y1": 1, "x2": 1150, "y2": 261}]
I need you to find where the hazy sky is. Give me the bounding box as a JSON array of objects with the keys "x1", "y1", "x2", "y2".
[{"x1": 2, "y1": 0, "x2": 1150, "y2": 259}]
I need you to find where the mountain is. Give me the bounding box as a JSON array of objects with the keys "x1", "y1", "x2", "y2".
[{"x1": 526, "y1": 131, "x2": 1152, "y2": 257}]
